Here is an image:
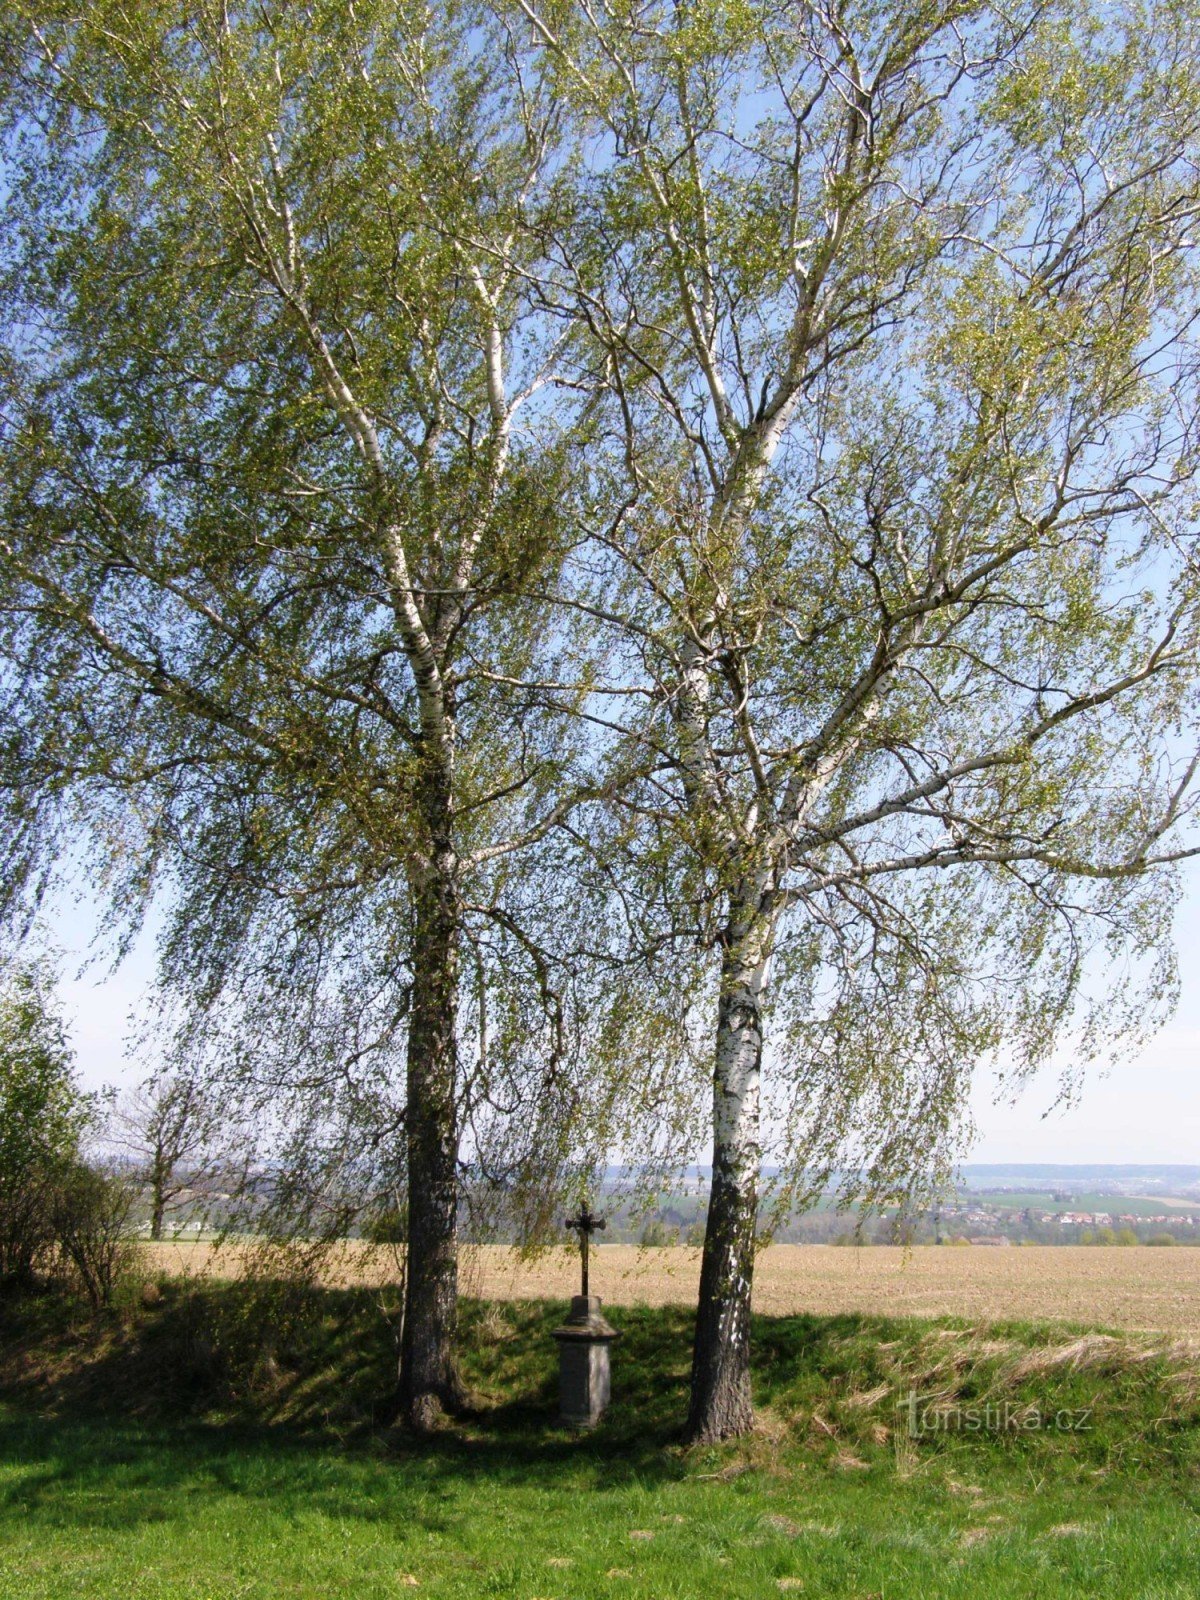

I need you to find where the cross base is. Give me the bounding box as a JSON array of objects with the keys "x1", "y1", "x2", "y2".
[{"x1": 552, "y1": 1295, "x2": 621, "y2": 1428}]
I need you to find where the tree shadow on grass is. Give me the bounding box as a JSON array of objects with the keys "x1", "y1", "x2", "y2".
[
  {"x1": 0, "y1": 1288, "x2": 695, "y2": 1524},
  {"x1": 0, "y1": 1282, "x2": 934, "y2": 1536},
  {"x1": 0, "y1": 1407, "x2": 689, "y2": 1536}
]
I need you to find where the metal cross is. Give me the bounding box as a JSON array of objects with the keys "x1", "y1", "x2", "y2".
[{"x1": 564, "y1": 1203, "x2": 606, "y2": 1296}]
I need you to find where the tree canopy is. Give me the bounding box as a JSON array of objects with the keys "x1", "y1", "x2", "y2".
[
  {"x1": 0, "y1": 0, "x2": 621, "y2": 1422},
  {"x1": 497, "y1": 0, "x2": 1200, "y2": 1436}
]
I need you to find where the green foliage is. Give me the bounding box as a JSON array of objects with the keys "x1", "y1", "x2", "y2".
[
  {"x1": 0, "y1": 0, "x2": 640, "y2": 1246},
  {"x1": 0, "y1": 963, "x2": 87, "y2": 1284},
  {"x1": 1, "y1": 0, "x2": 1200, "y2": 1341},
  {"x1": 532, "y1": 0, "x2": 1200, "y2": 1229},
  {"x1": 52, "y1": 1162, "x2": 136, "y2": 1310},
  {"x1": 362, "y1": 1207, "x2": 407, "y2": 1246},
  {"x1": 638, "y1": 1220, "x2": 678, "y2": 1247},
  {"x1": 0, "y1": 962, "x2": 134, "y2": 1308}
]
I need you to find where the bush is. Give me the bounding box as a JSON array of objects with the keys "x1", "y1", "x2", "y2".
[
  {"x1": 53, "y1": 1163, "x2": 136, "y2": 1309},
  {"x1": 362, "y1": 1206, "x2": 406, "y2": 1245},
  {"x1": 1147, "y1": 1232, "x2": 1177, "y2": 1246},
  {"x1": 639, "y1": 1220, "x2": 677, "y2": 1247},
  {"x1": 1082, "y1": 1226, "x2": 1141, "y2": 1247},
  {"x1": 0, "y1": 964, "x2": 89, "y2": 1286}
]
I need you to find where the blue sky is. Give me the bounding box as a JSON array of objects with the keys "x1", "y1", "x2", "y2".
[
  {"x1": 966, "y1": 877, "x2": 1200, "y2": 1163},
  {"x1": 46, "y1": 861, "x2": 1200, "y2": 1165}
]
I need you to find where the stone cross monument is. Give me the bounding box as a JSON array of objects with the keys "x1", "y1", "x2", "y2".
[
  {"x1": 552, "y1": 1204, "x2": 620, "y2": 1427},
  {"x1": 565, "y1": 1203, "x2": 604, "y2": 1294}
]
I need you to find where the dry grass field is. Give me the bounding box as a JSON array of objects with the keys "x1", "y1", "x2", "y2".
[{"x1": 140, "y1": 1239, "x2": 1200, "y2": 1334}]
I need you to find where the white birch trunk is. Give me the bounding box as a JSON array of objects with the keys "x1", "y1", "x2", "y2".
[{"x1": 687, "y1": 886, "x2": 774, "y2": 1442}]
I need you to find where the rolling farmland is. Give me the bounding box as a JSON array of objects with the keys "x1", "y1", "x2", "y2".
[{"x1": 141, "y1": 1240, "x2": 1200, "y2": 1336}]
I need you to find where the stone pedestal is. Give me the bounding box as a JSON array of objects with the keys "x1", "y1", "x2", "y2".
[{"x1": 552, "y1": 1294, "x2": 620, "y2": 1427}]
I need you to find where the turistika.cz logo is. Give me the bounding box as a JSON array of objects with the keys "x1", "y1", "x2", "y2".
[{"x1": 899, "y1": 1390, "x2": 1094, "y2": 1437}]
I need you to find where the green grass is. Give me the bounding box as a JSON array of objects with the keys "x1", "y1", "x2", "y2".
[{"x1": 1, "y1": 1283, "x2": 1198, "y2": 1598}]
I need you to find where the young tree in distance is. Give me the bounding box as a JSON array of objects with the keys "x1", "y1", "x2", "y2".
[
  {"x1": 518, "y1": 0, "x2": 1200, "y2": 1438},
  {"x1": 0, "y1": 0, "x2": 599, "y2": 1426},
  {"x1": 108, "y1": 1072, "x2": 220, "y2": 1241}
]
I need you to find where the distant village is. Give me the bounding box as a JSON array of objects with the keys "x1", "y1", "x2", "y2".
[
  {"x1": 129, "y1": 1167, "x2": 1200, "y2": 1249},
  {"x1": 913, "y1": 1197, "x2": 1199, "y2": 1247},
  {"x1": 607, "y1": 1181, "x2": 1200, "y2": 1248}
]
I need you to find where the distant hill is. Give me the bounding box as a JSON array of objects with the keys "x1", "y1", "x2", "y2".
[
  {"x1": 605, "y1": 1162, "x2": 1200, "y2": 1193},
  {"x1": 957, "y1": 1164, "x2": 1200, "y2": 1193}
]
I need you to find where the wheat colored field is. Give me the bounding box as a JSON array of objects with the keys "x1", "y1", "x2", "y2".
[{"x1": 141, "y1": 1240, "x2": 1200, "y2": 1334}]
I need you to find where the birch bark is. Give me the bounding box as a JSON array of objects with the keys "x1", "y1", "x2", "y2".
[
  {"x1": 687, "y1": 884, "x2": 774, "y2": 1442},
  {"x1": 400, "y1": 803, "x2": 465, "y2": 1426}
]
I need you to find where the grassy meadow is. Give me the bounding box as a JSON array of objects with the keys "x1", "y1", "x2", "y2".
[{"x1": 2, "y1": 1275, "x2": 1200, "y2": 1599}]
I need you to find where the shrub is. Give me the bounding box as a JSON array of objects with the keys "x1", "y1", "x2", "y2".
[
  {"x1": 362, "y1": 1206, "x2": 406, "y2": 1245},
  {"x1": 0, "y1": 964, "x2": 88, "y2": 1286},
  {"x1": 1147, "y1": 1232, "x2": 1177, "y2": 1246},
  {"x1": 639, "y1": 1220, "x2": 677, "y2": 1247},
  {"x1": 53, "y1": 1163, "x2": 136, "y2": 1309},
  {"x1": 1084, "y1": 1226, "x2": 1152, "y2": 1247}
]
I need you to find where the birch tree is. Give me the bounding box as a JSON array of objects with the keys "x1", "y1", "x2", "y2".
[
  {"x1": 518, "y1": 0, "x2": 1200, "y2": 1438},
  {"x1": 0, "y1": 0, "x2": 594, "y2": 1426}
]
